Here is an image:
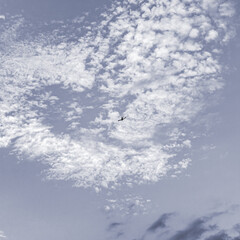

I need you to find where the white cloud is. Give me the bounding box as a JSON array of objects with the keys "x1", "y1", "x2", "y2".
[
  {"x1": 0, "y1": 231, "x2": 6, "y2": 238},
  {"x1": 0, "y1": 0, "x2": 236, "y2": 189},
  {"x1": 206, "y1": 29, "x2": 219, "y2": 41}
]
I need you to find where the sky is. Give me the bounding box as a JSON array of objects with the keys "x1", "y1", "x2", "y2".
[{"x1": 0, "y1": 0, "x2": 239, "y2": 239}]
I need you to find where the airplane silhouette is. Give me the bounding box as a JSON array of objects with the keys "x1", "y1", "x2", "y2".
[{"x1": 118, "y1": 116, "x2": 126, "y2": 121}]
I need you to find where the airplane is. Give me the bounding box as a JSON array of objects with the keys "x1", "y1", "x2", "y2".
[{"x1": 118, "y1": 116, "x2": 126, "y2": 121}]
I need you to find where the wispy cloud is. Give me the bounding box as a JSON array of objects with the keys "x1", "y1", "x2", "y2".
[{"x1": 0, "y1": 0, "x2": 236, "y2": 189}]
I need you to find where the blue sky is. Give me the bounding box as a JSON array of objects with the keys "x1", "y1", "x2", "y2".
[{"x1": 0, "y1": 0, "x2": 239, "y2": 239}]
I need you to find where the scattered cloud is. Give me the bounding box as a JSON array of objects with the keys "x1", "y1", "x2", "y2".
[
  {"x1": 104, "y1": 194, "x2": 152, "y2": 216},
  {"x1": 0, "y1": 0, "x2": 237, "y2": 189}
]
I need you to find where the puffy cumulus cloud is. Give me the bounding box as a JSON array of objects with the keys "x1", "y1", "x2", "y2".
[{"x1": 0, "y1": 0, "x2": 236, "y2": 189}]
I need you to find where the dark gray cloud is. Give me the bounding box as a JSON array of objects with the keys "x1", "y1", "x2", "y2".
[
  {"x1": 138, "y1": 208, "x2": 240, "y2": 240},
  {"x1": 169, "y1": 209, "x2": 238, "y2": 240},
  {"x1": 206, "y1": 232, "x2": 240, "y2": 240},
  {"x1": 206, "y1": 232, "x2": 231, "y2": 240},
  {"x1": 147, "y1": 213, "x2": 174, "y2": 232},
  {"x1": 170, "y1": 217, "x2": 217, "y2": 240},
  {"x1": 106, "y1": 204, "x2": 240, "y2": 240}
]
